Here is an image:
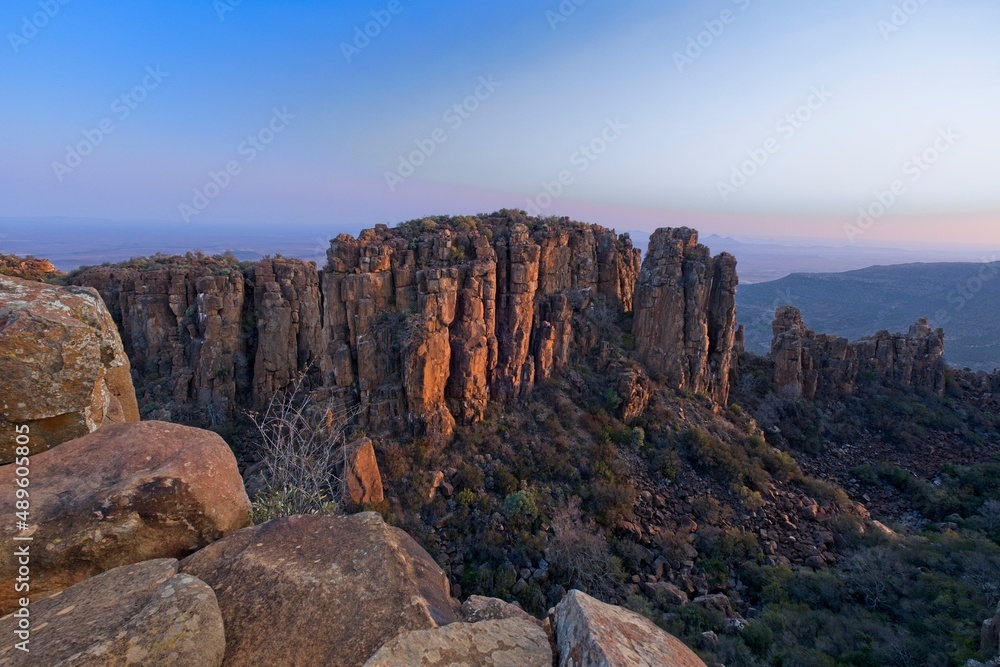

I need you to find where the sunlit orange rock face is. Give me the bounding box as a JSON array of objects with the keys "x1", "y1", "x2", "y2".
[
  {"x1": 321, "y1": 213, "x2": 642, "y2": 444},
  {"x1": 72, "y1": 213, "x2": 646, "y2": 446}
]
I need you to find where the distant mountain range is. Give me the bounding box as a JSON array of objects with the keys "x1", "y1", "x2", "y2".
[{"x1": 738, "y1": 262, "x2": 1000, "y2": 372}]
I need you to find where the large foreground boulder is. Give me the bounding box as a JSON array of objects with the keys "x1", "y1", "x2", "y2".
[
  {"x1": 180, "y1": 512, "x2": 461, "y2": 667},
  {"x1": 553, "y1": 589, "x2": 707, "y2": 667},
  {"x1": 363, "y1": 618, "x2": 552, "y2": 667},
  {"x1": 0, "y1": 421, "x2": 251, "y2": 614},
  {"x1": 0, "y1": 275, "x2": 139, "y2": 463},
  {"x1": 0, "y1": 558, "x2": 224, "y2": 667}
]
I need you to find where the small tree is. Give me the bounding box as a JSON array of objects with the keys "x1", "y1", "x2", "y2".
[{"x1": 248, "y1": 373, "x2": 362, "y2": 522}]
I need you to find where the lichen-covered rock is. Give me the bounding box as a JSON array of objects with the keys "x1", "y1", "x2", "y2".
[
  {"x1": 0, "y1": 275, "x2": 139, "y2": 462},
  {"x1": 553, "y1": 589, "x2": 706, "y2": 667},
  {"x1": 0, "y1": 559, "x2": 224, "y2": 667},
  {"x1": 363, "y1": 618, "x2": 552, "y2": 667},
  {"x1": 770, "y1": 306, "x2": 946, "y2": 399},
  {"x1": 0, "y1": 421, "x2": 251, "y2": 615},
  {"x1": 632, "y1": 228, "x2": 738, "y2": 405},
  {"x1": 179, "y1": 512, "x2": 461, "y2": 667}
]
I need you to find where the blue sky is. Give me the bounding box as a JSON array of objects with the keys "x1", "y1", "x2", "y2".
[{"x1": 1, "y1": 0, "x2": 998, "y2": 245}]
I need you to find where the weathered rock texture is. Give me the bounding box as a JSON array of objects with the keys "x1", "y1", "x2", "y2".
[
  {"x1": 0, "y1": 275, "x2": 139, "y2": 463},
  {"x1": 69, "y1": 254, "x2": 257, "y2": 420},
  {"x1": 363, "y1": 618, "x2": 552, "y2": 667},
  {"x1": 553, "y1": 589, "x2": 707, "y2": 667},
  {"x1": 71, "y1": 214, "x2": 645, "y2": 442},
  {"x1": 633, "y1": 228, "x2": 739, "y2": 405},
  {"x1": 0, "y1": 559, "x2": 225, "y2": 667},
  {"x1": 0, "y1": 420, "x2": 251, "y2": 614},
  {"x1": 346, "y1": 436, "x2": 385, "y2": 506},
  {"x1": 770, "y1": 306, "x2": 946, "y2": 399},
  {"x1": 179, "y1": 512, "x2": 461, "y2": 667},
  {"x1": 252, "y1": 257, "x2": 324, "y2": 401}
]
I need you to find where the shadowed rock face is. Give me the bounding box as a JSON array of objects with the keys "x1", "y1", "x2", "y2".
[
  {"x1": 69, "y1": 258, "x2": 257, "y2": 419},
  {"x1": 0, "y1": 420, "x2": 251, "y2": 615},
  {"x1": 180, "y1": 513, "x2": 462, "y2": 667},
  {"x1": 633, "y1": 228, "x2": 739, "y2": 405},
  {"x1": 770, "y1": 305, "x2": 946, "y2": 399},
  {"x1": 0, "y1": 275, "x2": 139, "y2": 462}
]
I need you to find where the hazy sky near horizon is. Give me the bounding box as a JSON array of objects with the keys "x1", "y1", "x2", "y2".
[{"x1": 1, "y1": 0, "x2": 998, "y2": 245}]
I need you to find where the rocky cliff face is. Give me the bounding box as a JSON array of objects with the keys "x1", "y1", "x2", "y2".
[
  {"x1": 69, "y1": 254, "x2": 330, "y2": 422},
  {"x1": 770, "y1": 305, "x2": 946, "y2": 399},
  {"x1": 319, "y1": 213, "x2": 642, "y2": 443},
  {"x1": 71, "y1": 214, "x2": 649, "y2": 442},
  {"x1": 71, "y1": 256, "x2": 252, "y2": 421},
  {"x1": 632, "y1": 227, "x2": 739, "y2": 405}
]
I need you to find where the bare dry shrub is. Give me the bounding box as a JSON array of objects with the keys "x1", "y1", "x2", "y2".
[
  {"x1": 248, "y1": 374, "x2": 362, "y2": 521},
  {"x1": 546, "y1": 497, "x2": 620, "y2": 601}
]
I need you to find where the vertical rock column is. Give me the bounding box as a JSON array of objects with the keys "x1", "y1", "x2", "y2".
[
  {"x1": 632, "y1": 227, "x2": 739, "y2": 404},
  {"x1": 251, "y1": 258, "x2": 324, "y2": 405},
  {"x1": 491, "y1": 224, "x2": 541, "y2": 402}
]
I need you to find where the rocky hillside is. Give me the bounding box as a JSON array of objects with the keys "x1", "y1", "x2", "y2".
[
  {"x1": 0, "y1": 270, "x2": 709, "y2": 667},
  {"x1": 737, "y1": 262, "x2": 1000, "y2": 371},
  {"x1": 33, "y1": 213, "x2": 1000, "y2": 666}
]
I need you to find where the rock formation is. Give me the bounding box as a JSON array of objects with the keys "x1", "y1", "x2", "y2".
[
  {"x1": 0, "y1": 559, "x2": 225, "y2": 667},
  {"x1": 0, "y1": 275, "x2": 138, "y2": 463},
  {"x1": 252, "y1": 257, "x2": 324, "y2": 402},
  {"x1": 69, "y1": 255, "x2": 255, "y2": 420},
  {"x1": 0, "y1": 253, "x2": 62, "y2": 282},
  {"x1": 552, "y1": 589, "x2": 707, "y2": 667},
  {"x1": 633, "y1": 227, "x2": 739, "y2": 404},
  {"x1": 346, "y1": 436, "x2": 385, "y2": 506},
  {"x1": 320, "y1": 215, "x2": 642, "y2": 443},
  {"x1": 363, "y1": 618, "x2": 552, "y2": 667},
  {"x1": 0, "y1": 420, "x2": 251, "y2": 614},
  {"x1": 770, "y1": 306, "x2": 946, "y2": 399},
  {"x1": 71, "y1": 213, "x2": 645, "y2": 443},
  {"x1": 179, "y1": 512, "x2": 462, "y2": 667}
]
